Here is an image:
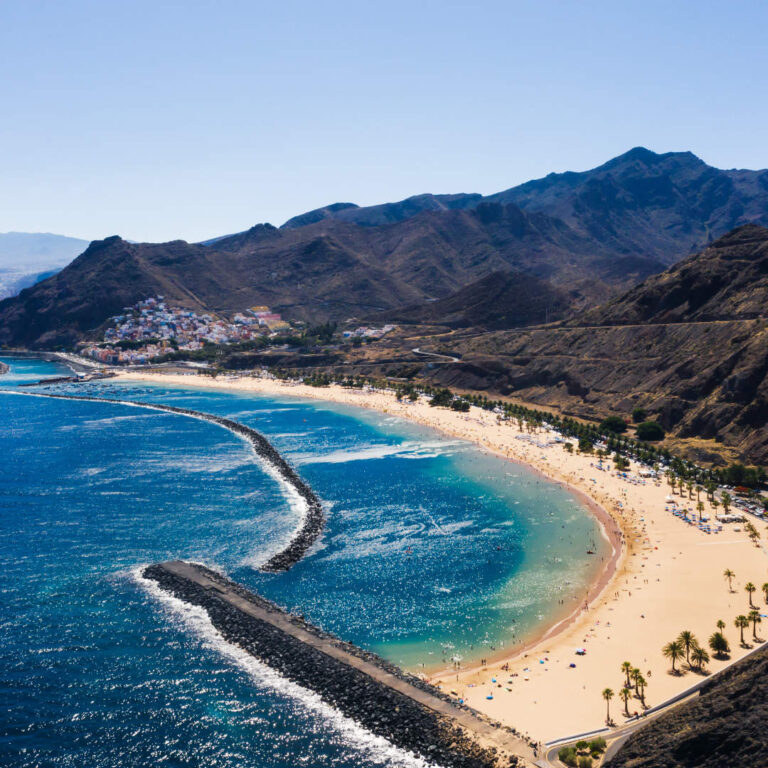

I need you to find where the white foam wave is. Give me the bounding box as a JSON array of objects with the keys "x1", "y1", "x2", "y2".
[
  {"x1": 133, "y1": 568, "x2": 433, "y2": 768},
  {"x1": 292, "y1": 440, "x2": 461, "y2": 466}
]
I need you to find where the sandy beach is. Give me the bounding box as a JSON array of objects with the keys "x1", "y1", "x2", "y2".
[{"x1": 115, "y1": 370, "x2": 768, "y2": 743}]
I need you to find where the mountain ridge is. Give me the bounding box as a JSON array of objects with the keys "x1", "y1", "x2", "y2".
[{"x1": 2, "y1": 148, "x2": 768, "y2": 360}]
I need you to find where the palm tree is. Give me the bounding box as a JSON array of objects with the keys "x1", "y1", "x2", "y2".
[
  {"x1": 629, "y1": 667, "x2": 641, "y2": 692},
  {"x1": 602, "y1": 688, "x2": 614, "y2": 724},
  {"x1": 696, "y1": 501, "x2": 704, "y2": 521},
  {"x1": 662, "y1": 640, "x2": 685, "y2": 673},
  {"x1": 716, "y1": 619, "x2": 726, "y2": 633},
  {"x1": 721, "y1": 492, "x2": 732, "y2": 514},
  {"x1": 695, "y1": 484, "x2": 703, "y2": 503},
  {"x1": 619, "y1": 687, "x2": 631, "y2": 716},
  {"x1": 746, "y1": 582, "x2": 757, "y2": 608},
  {"x1": 723, "y1": 569, "x2": 735, "y2": 592},
  {"x1": 708, "y1": 631, "x2": 730, "y2": 659},
  {"x1": 685, "y1": 481, "x2": 693, "y2": 499},
  {"x1": 635, "y1": 674, "x2": 647, "y2": 706},
  {"x1": 677, "y1": 631, "x2": 696, "y2": 664},
  {"x1": 749, "y1": 609, "x2": 762, "y2": 639},
  {"x1": 690, "y1": 645, "x2": 710, "y2": 671},
  {"x1": 621, "y1": 661, "x2": 632, "y2": 688},
  {"x1": 735, "y1": 614, "x2": 750, "y2": 646},
  {"x1": 762, "y1": 583, "x2": 768, "y2": 604}
]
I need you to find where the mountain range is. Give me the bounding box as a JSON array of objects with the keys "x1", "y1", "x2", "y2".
[
  {"x1": 0, "y1": 232, "x2": 90, "y2": 300},
  {"x1": 435, "y1": 224, "x2": 768, "y2": 464},
  {"x1": 1, "y1": 148, "x2": 767, "y2": 465},
  {"x1": 2, "y1": 147, "x2": 768, "y2": 350}
]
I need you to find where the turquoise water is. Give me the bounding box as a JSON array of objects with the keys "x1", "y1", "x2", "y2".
[{"x1": 0, "y1": 357, "x2": 607, "y2": 767}]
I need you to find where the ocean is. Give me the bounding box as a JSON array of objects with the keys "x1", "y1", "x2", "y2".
[{"x1": 0, "y1": 357, "x2": 608, "y2": 767}]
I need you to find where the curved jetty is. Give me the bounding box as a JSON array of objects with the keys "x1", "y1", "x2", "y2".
[
  {"x1": 144, "y1": 561, "x2": 536, "y2": 768},
  {"x1": 1, "y1": 390, "x2": 323, "y2": 572}
]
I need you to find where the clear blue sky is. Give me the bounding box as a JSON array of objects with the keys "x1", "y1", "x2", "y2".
[{"x1": 1, "y1": 0, "x2": 766, "y2": 243}]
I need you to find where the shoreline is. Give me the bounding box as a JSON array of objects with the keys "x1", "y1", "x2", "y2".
[
  {"x1": 108, "y1": 370, "x2": 768, "y2": 741},
  {"x1": 109, "y1": 372, "x2": 625, "y2": 662}
]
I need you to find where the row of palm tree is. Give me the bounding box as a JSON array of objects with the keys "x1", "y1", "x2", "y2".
[
  {"x1": 604, "y1": 660, "x2": 650, "y2": 723},
  {"x1": 662, "y1": 631, "x2": 711, "y2": 674},
  {"x1": 723, "y1": 570, "x2": 768, "y2": 606},
  {"x1": 734, "y1": 610, "x2": 762, "y2": 645}
]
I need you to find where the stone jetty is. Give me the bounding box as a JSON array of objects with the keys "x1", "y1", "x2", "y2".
[
  {"x1": 144, "y1": 560, "x2": 536, "y2": 768},
  {"x1": 2, "y1": 390, "x2": 324, "y2": 571}
]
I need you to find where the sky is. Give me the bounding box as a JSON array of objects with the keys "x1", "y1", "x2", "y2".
[{"x1": 1, "y1": 0, "x2": 767, "y2": 243}]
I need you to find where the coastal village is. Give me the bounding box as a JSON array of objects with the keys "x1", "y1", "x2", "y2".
[
  {"x1": 79, "y1": 296, "x2": 292, "y2": 365},
  {"x1": 78, "y1": 296, "x2": 395, "y2": 365}
]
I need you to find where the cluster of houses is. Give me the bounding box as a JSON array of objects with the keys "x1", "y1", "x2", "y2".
[
  {"x1": 79, "y1": 297, "x2": 293, "y2": 365},
  {"x1": 343, "y1": 325, "x2": 395, "y2": 339}
]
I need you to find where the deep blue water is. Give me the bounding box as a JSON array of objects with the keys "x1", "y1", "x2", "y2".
[{"x1": 0, "y1": 357, "x2": 607, "y2": 767}]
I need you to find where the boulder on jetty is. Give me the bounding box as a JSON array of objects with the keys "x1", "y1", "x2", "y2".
[{"x1": 144, "y1": 561, "x2": 530, "y2": 768}]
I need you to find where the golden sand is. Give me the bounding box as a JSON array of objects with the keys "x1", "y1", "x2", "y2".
[{"x1": 116, "y1": 371, "x2": 768, "y2": 742}]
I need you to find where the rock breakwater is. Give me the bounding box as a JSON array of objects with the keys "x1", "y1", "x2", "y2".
[
  {"x1": 144, "y1": 560, "x2": 533, "y2": 768},
  {"x1": 0, "y1": 389, "x2": 323, "y2": 572}
]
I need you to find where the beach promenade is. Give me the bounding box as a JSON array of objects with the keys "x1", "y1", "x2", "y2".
[{"x1": 117, "y1": 371, "x2": 768, "y2": 743}]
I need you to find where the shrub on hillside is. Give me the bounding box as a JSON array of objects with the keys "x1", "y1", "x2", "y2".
[
  {"x1": 599, "y1": 415, "x2": 628, "y2": 434},
  {"x1": 636, "y1": 421, "x2": 665, "y2": 441}
]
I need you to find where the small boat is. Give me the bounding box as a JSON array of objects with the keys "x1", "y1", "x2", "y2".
[{"x1": 586, "y1": 549, "x2": 595, "y2": 555}]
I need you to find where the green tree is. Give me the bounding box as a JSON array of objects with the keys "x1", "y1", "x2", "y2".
[
  {"x1": 602, "y1": 688, "x2": 614, "y2": 724},
  {"x1": 721, "y1": 492, "x2": 732, "y2": 514},
  {"x1": 631, "y1": 407, "x2": 647, "y2": 423},
  {"x1": 735, "y1": 614, "x2": 750, "y2": 645},
  {"x1": 690, "y1": 644, "x2": 709, "y2": 671},
  {"x1": 762, "y1": 583, "x2": 768, "y2": 604},
  {"x1": 613, "y1": 453, "x2": 630, "y2": 471},
  {"x1": 588, "y1": 737, "x2": 607, "y2": 755},
  {"x1": 635, "y1": 674, "x2": 647, "y2": 706},
  {"x1": 749, "y1": 609, "x2": 762, "y2": 639},
  {"x1": 619, "y1": 687, "x2": 631, "y2": 716},
  {"x1": 662, "y1": 640, "x2": 685, "y2": 673},
  {"x1": 599, "y1": 416, "x2": 627, "y2": 434},
  {"x1": 746, "y1": 582, "x2": 757, "y2": 608},
  {"x1": 636, "y1": 421, "x2": 665, "y2": 441},
  {"x1": 723, "y1": 569, "x2": 735, "y2": 592},
  {"x1": 708, "y1": 631, "x2": 730, "y2": 659},
  {"x1": 621, "y1": 661, "x2": 632, "y2": 688},
  {"x1": 677, "y1": 631, "x2": 697, "y2": 664},
  {"x1": 428, "y1": 388, "x2": 454, "y2": 408}
]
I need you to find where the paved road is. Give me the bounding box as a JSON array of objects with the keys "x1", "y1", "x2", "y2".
[
  {"x1": 411, "y1": 347, "x2": 461, "y2": 363},
  {"x1": 160, "y1": 561, "x2": 537, "y2": 766}
]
